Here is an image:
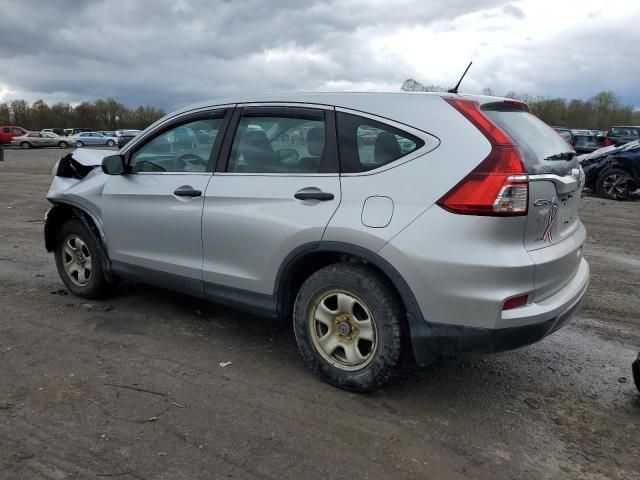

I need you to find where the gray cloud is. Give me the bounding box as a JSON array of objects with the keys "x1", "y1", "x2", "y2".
[
  {"x1": 0, "y1": 0, "x2": 638, "y2": 111},
  {"x1": 502, "y1": 3, "x2": 525, "y2": 19}
]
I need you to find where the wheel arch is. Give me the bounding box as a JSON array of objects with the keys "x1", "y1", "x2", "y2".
[
  {"x1": 44, "y1": 202, "x2": 114, "y2": 281},
  {"x1": 275, "y1": 241, "x2": 437, "y2": 366}
]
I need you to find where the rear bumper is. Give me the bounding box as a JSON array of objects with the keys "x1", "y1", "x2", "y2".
[{"x1": 411, "y1": 258, "x2": 589, "y2": 362}]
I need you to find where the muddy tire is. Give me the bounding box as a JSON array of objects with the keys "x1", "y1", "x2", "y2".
[
  {"x1": 293, "y1": 263, "x2": 404, "y2": 392},
  {"x1": 54, "y1": 219, "x2": 111, "y2": 299}
]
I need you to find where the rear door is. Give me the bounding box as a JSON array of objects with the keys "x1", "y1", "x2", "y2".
[
  {"x1": 201, "y1": 105, "x2": 341, "y2": 303},
  {"x1": 102, "y1": 109, "x2": 230, "y2": 291},
  {"x1": 483, "y1": 104, "x2": 585, "y2": 300}
]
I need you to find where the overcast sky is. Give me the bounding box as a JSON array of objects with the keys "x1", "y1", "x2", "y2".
[{"x1": 1, "y1": 0, "x2": 639, "y2": 111}]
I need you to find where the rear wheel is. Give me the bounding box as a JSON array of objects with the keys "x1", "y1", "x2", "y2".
[
  {"x1": 58, "y1": 141, "x2": 68, "y2": 148},
  {"x1": 54, "y1": 219, "x2": 111, "y2": 298},
  {"x1": 20, "y1": 141, "x2": 31, "y2": 149},
  {"x1": 596, "y1": 168, "x2": 633, "y2": 200},
  {"x1": 293, "y1": 263, "x2": 404, "y2": 392}
]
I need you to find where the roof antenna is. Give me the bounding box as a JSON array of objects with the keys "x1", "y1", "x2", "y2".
[{"x1": 447, "y1": 61, "x2": 473, "y2": 94}]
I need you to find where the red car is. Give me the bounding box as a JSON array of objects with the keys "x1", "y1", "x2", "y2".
[{"x1": 1, "y1": 126, "x2": 29, "y2": 145}]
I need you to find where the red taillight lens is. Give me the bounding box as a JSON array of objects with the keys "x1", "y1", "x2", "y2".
[
  {"x1": 437, "y1": 98, "x2": 528, "y2": 216},
  {"x1": 503, "y1": 294, "x2": 529, "y2": 310},
  {"x1": 603, "y1": 138, "x2": 613, "y2": 147}
]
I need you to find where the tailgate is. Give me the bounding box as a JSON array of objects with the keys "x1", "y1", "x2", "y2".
[
  {"x1": 482, "y1": 105, "x2": 585, "y2": 301},
  {"x1": 524, "y1": 173, "x2": 585, "y2": 300}
]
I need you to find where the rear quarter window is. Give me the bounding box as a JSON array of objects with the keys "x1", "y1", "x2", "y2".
[{"x1": 336, "y1": 112, "x2": 425, "y2": 173}]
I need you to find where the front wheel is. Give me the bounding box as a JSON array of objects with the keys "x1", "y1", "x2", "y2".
[
  {"x1": 20, "y1": 141, "x2": 31, "y2": 149},
  {"x1": 58, "y1": 141, "x2": 68, "y2": 148},
  {"x1": 76, "y1": 141, "x2": 84, "y2": 147},
  {"x1": 596, "y1": 168, "x2": 633, "y2": 200},
  {"x1": 106, "y1": 140, "x2": 115, "y2": 147},
  {"x1": 54, "y1": 219, "x2": 111, "y2": 298},
  {"x1": 293, "y1": 263, "x2": 404, "y2": 392}
]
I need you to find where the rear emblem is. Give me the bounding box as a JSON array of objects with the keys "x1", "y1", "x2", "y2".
[
  {"x1": 543, "y1": 203, "x2": 559, "y2": 243},
  {"x1": 534, "y1": 198, "x2": 553, "y2": 207}
]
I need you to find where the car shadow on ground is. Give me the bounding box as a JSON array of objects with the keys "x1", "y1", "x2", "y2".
[{"x1": 88, "y1": 279, "x2": 615, "y2": 406}]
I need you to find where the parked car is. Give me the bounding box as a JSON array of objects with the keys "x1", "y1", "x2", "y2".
[
  {"x1": 580, "y1": 140, "x2": 640, "y2": 199},
  {"x1": 116, "y1": 129, "x2": 141, "y2": 148},
  {"x1": 571, "y1": 133, "x2": 605, "y2": 154},
  {"x1": 44, "y1": 92, "x2": 589, "y2": 391},
  {"x1": 96, "y1": 130, "x2": 116, "y2": 137},
  {"x1": 553, "y1": 127, "x2": 573, "y2": 143},
  {"x1": 42, "y1": 128, "x2": 66, "y2": 136},
  {"x1": 64, "y1": 128, "x2": 94, "y2": 137},
  {"x1": 603, "y1": 126, "x2": 640, "y2": 147},
  {"x1": 71, "y1": 132, "x2": 117, "y2": 147},
  {"x1": 11, "y1": 131, "x2": 71, "y2": 149},
  {"x1": 1, "y1": 126, "x2": 29, "y2": 144}
]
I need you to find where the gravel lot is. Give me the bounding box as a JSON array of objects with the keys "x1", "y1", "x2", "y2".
[{"x1": 1, "y1": 147, "x2": 639, "y2": 480}]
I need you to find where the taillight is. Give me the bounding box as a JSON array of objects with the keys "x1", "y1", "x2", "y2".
[
  {"x1": 437, "y1": 98, "x2": 528, "y2": 216},
  {"x1": 603, "y1": 138, "x2": 613, "y2": 147}
]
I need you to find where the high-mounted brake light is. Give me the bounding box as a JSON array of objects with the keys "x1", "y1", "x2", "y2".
[{"x1": 437, "y1": 98, "x2": 528, "y2": 216}]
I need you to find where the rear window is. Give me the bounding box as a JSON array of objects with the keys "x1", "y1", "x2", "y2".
[
  {"x1": 336, "y1": 112, "x2": 424, "y2": 173},
  {"x1": 482, "y1": 109, "x2": 574, "y2": 174}
]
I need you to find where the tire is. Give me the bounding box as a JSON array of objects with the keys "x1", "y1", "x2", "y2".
[
  {"x1": 58, "y1": 141, "x2": 68, "y2": 149},
  {"x1": 106, "y1": 140, "x2": 115, "y2": 147},
  {"x1": 54, "y1": 218, "x2": 111, "y2": 299},
  {"x1": 20, "y1": 141, "x2": 31, "y2": 149},
  {"x1": 293, "y1": 263, "x2": 404, "y2": 392},
  {"x1": 595, "y1": 168, "x2": 633, "y2": 200},
  {"x1": 76, "y1": 141, "x2": 84, "y2": 147}
]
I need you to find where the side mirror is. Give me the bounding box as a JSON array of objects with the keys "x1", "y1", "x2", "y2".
[
  {"x1": 101, "y1": 154, "x2": 126, "y2": 175},
  {"x1": 278, "y1": 148, "x2": 299, "y2": 164}
]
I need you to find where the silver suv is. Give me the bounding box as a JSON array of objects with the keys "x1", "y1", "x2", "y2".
[{"x1": 45, "y1": 92, "x2": 589, "y2": 391}]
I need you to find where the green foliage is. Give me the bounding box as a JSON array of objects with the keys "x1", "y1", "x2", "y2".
[
  {"x1": 402, "y1": 79, "x2": 640, "y2": 130},
  {"x1": 498, "y1": 90, "x2": 638, "y2": 130},
  {"x1": 0, "y1": 98, "x2": 166, "y2": 131}
]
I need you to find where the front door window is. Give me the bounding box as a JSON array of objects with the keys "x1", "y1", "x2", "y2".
[{"x1": 130, "y1": 117, "x2": 223, "y2": 173}]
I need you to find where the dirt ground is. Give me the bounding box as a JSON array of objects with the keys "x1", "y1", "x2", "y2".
[{"x1": 1, "y1": 147, "x2": 639, "y2": 480}]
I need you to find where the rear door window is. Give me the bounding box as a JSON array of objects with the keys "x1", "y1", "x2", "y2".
[
  {"x1": 336, "y1": 112, "x2": 424, "y2": 173},
  {"x1": 226, "y1": 108, "x2": 335, "y2": 174}
]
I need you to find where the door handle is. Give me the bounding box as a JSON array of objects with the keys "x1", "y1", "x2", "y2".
[
  {"x1": 294, "y1": 190, "x2": 335, "y2": 201},
  {"x1": 174, "y1": 185, "x2": 202, "y2": 197}
]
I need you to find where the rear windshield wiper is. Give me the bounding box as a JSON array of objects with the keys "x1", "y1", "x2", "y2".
[{"x1": 544, "y1": 152, "x2": 577, "y2": 161}]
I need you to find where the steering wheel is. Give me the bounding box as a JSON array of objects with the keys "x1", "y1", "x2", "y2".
[{"x1": 176, "y1": 153, "x2": 208, "y2": 171}]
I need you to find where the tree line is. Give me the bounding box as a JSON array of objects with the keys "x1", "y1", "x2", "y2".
[
  {"x1": 401, "y1": 79, "x2": 640, "y2": 131},
  {"x1": 0, "y1": 98, "x2": 166, "y2": 131}
]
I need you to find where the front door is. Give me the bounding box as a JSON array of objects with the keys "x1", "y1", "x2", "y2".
[
  {"x1": 202, "y1": 106, "x2": 341, "y2": 309},
  {"x1": 102, "y1": 110, "x2": 229, "y2": 292}
]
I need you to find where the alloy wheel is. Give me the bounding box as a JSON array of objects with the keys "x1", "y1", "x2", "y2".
[
  {"x1": 62, "y1": 235, "x2": 92, "y2": 287},
  {"x1": 602, "y1": 174, "x2": 630, "y2": 198}
]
